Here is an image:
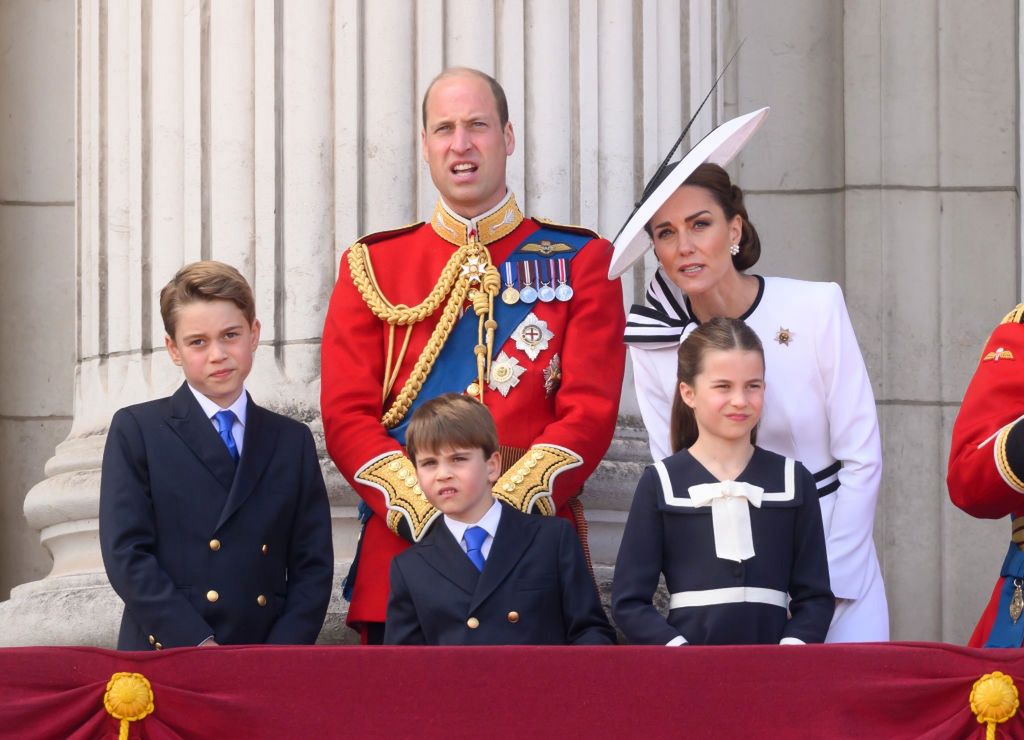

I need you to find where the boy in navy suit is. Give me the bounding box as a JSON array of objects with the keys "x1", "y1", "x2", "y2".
[
  {"x1": 384, "y1": 393, "x2": 614, "y2": 645},
  {"x1": 100, "y1": 261, "x2": 333, "y2": 650}
]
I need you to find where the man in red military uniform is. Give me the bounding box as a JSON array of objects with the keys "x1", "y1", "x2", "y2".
[
  {"x1": 321, "y1": 67, "x2": 625, "y2": 642},
  {"x1": 948, "y1": 304, "x2": 1024, "y2": 647}
]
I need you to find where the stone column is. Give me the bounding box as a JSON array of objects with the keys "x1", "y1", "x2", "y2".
[{"x1": 0, "y1": 0, "x2": 691, "y2": 646}]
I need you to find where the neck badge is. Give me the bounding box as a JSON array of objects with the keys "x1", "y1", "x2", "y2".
[{"x1": 513, "y1": 312, "x2": 554, "y2": 361}]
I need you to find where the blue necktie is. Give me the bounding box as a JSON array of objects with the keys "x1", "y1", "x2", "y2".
[
  {"x1": 464, "y1": 526, "x2": 487, "y2": 572},
  {"x1": 213, "y1": 410, "x2": 239, "y2": 463}
]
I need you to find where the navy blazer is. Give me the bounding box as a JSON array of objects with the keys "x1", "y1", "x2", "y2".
[
  {"x1": 384, "y1": 502, "x2": 614, "y2": 645},
  {"x1": 99, "y1": 382, "x2": 334, "y2": 650}
]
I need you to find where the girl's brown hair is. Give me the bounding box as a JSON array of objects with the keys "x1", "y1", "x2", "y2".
[{"x1": 669, "y1": 317, "x2": 765, "y2": 453}]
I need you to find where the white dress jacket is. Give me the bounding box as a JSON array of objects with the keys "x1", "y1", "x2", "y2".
[{"x1": 625, "y1": 270, "x2": 889, "y2": 642}]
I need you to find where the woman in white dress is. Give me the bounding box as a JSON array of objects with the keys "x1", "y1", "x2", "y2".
[{"x1": 611, "y1": 110, "x2": 888, "y2": 642}]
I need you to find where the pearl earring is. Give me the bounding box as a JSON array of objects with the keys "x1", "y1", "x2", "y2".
[{"x1": 729, "y1": 243, "x2": 740, "y2": 256}]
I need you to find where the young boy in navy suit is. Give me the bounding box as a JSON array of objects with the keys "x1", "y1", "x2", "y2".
[
  {"x1": 99, "y1": 261, "x2": 333, "y2": 650},
  {"x1": 384, "y1": 393, "x2": 614, "y2": 645}
]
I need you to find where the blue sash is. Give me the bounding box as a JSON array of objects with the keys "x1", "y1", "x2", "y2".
[
  {"x1": 984, "y1": 522, "x2": 1024, "y2": 647},
  {"x1": 386, "y1": 227, "x2": 591, "y2": 445}
]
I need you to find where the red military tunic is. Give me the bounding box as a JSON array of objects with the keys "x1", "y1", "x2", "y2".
[
  {"x1": 947, "y1": 304, "x2": 1024, "y2": 646},
  {"x1": 321, "y1": 193, "x2": 626, "y2": 629}
]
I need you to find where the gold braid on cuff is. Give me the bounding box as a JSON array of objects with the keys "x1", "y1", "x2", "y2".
[
  {"x1": 492, "y1": 444, "x2": 584, "y2": 516},
  {"x1": 354, "y1": 452, "x2": 439, "y2": 542}
]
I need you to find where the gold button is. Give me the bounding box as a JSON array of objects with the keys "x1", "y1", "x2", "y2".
[
  {"x1": 466, "y1": 617, "x2": 480, "y2": 629},
  {"x1": 466, "y1": 383, "x2": 480, "y2": 397},
  {"x1": 209, "y1": 539, "x2": 221, "y2": 551},
  {"x1": 507, "y1": 611, "x2": 519, "y2": 623},
  {"x1": 261, "y1": 544, "x2": 268, "y2": 555},
  {"x1": 532, "y1": 451, "x2": 544, "y2": 460},
  {"x1": 503, "y1": 483, "x2": 515, "y2": 492},
  {"x1": 257, "y1": 594, "x2": 267, "y2": 607},
  {"x1": 148, "y1": 635, "x2": 155, "y2": 645},
  {"x1": 512, "y1": 475, "x2": 524, "y2": 484},
  {"x1": 388, "y1": 460, "x2": 402, "y2": 471},
  {"x1": 154, "y1": 642, "x2": 163, "y2": 650},
  {"x1": 206, "y1": 590, "x2": 219, "y2": 603}
]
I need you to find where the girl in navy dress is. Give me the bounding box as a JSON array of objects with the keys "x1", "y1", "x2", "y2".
[{"x1": 612, "y1": 317, "x2": 834, "y2": 645}]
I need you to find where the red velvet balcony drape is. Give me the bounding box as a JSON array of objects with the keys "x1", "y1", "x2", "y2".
[{"x1": 1, "y1": 643, "x2": 1022, "y2": 738}]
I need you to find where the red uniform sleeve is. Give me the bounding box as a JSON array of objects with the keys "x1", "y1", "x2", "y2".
[{"x1": 947, "y1": 309, "x2": 1024, "y2": 519}]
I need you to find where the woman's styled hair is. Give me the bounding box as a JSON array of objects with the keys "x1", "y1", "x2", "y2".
[
  {"x1": 669, "y1": 317, "x2": 765, "y2": 453},
  {"x1": 644, "y1": 162, "x2": 761, "y2": 271}
]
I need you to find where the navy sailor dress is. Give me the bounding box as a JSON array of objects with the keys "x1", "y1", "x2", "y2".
[{"x1": 612, "y1": 446, "x2": 834, "y2": 645}]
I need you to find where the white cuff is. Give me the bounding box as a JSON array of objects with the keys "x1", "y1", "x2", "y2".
[
  {"x1": 666, "y1": 635, "x2": 688, "y2": 647},
  {"x1": 779, "y1": 637, "x2": 805, "y2": 645}
]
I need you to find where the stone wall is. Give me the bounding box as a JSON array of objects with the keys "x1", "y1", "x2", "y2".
[{"x1": 0, "y1": 0, "x2": 1018, "y2": 645}]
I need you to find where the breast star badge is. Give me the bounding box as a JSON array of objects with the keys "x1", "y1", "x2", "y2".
[
  {"x1": 775, "y1": 327, "x2": 794, "y2": 346},
  {"x1": 513, "y1": 312, "x2": 554, "y2": 360},
  {"x1": 488, "y1": 352, "x2": 527, "y2": 397},
  {"x1": 543, "y1": 353, "x2": 562, "y2": 397}
]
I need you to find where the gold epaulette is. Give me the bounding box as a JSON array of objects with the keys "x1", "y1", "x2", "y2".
[
  {"x1": 531, "y1": 216, "x2": 602, "y2": 240},
  {"x1": 1000, "y1": 304, "x2": 1024, "y2": 325},
  {"x1": 355, "y1": 222, "x2": 424, "y2": 247}
]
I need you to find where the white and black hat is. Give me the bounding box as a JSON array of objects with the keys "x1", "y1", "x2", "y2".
[{"x1": 608, "y1": 106, "x2": 770, "y2": 279}]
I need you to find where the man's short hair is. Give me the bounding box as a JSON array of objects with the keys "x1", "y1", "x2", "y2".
[
  {"x1": 406, "y1": 393, "x2": 500, "y2": 465},
  {"x1": 159, "y1": 260, "x2": 256, "y2": 339},
  {"x1": 421, "y1": 67, "x2": 509, "y2": 129}
]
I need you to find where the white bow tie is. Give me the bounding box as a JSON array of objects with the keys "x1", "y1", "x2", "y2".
[{"x1": 688, "y1": 480, "x2": 765, "y2": 562}]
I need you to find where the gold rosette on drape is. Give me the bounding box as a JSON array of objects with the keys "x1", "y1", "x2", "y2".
[{"x1": 103, "y1": 672, "x2": 154, "y2": 740}]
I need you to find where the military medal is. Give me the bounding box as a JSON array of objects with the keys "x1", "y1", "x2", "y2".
[
  {"x1": 519, "y1": 261, "x2": 538, "y2": 303},
  {"x1": 1012, "y1": 579, "x2": 1024, "y2": 624},
  {"x1": 488, "y1": 352, "x2": 526, "y2": 397},
  {"x1": 537, "y1": 260, "x2": 556, "y2": 303},
  {"x1": 501, "y1": 262, "x2": 520, "y2": 305},
  {"x1": 513, "y1": 312, "x2": 554, "y2": 361},
  {"x1": 775, "y1": 327, "x2": 793, "y2": 346},
  {"x1": 554, "y1": 257, "x2": 573, "y2": 301},
  {"x1": 543, "y1": 353, "x2": 562, "y2": 397}
]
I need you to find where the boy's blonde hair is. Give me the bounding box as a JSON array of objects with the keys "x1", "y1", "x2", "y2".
[
  {"x1": 160, "y1": 261, "x2": 256, "y2": 339},
  {"x1": 405, "y1": 393, "x2": 499, "y2": 465}
]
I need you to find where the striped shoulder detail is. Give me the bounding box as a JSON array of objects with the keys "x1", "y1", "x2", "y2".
[
  {"x1": 356, "y1": 221, "x2": 424, "y2": 246},
  {"x1": 530, "y1": 216, "x2": 601, "y2": 240},
  {"x1": 1000, "y1": 304, "x2": 1024, "y2": 325}
]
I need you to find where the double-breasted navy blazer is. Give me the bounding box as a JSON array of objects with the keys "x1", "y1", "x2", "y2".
[
  {"x1": 99, "y1": 382, "x2": 334, "y2": 650},
  {"x1": 384, "y1": 502, "x2": 614, "y2": 645}
]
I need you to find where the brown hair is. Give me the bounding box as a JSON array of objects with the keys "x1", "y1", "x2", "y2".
[
  {"x1": 669, "y1": 317, "x2": 765, "y2": 453},
  {"x1": 406, "y1": 393, "x2": 499, "y2": 465},
  {"x1": 421, "y1": 67, "x2": 510, "y2": 129},
  {"x1": 159, "y1": 261, "x2": 256, "y2": 339},
  {"x1": 644, "y1": 162, "x2": 761, "y2": 271}
]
